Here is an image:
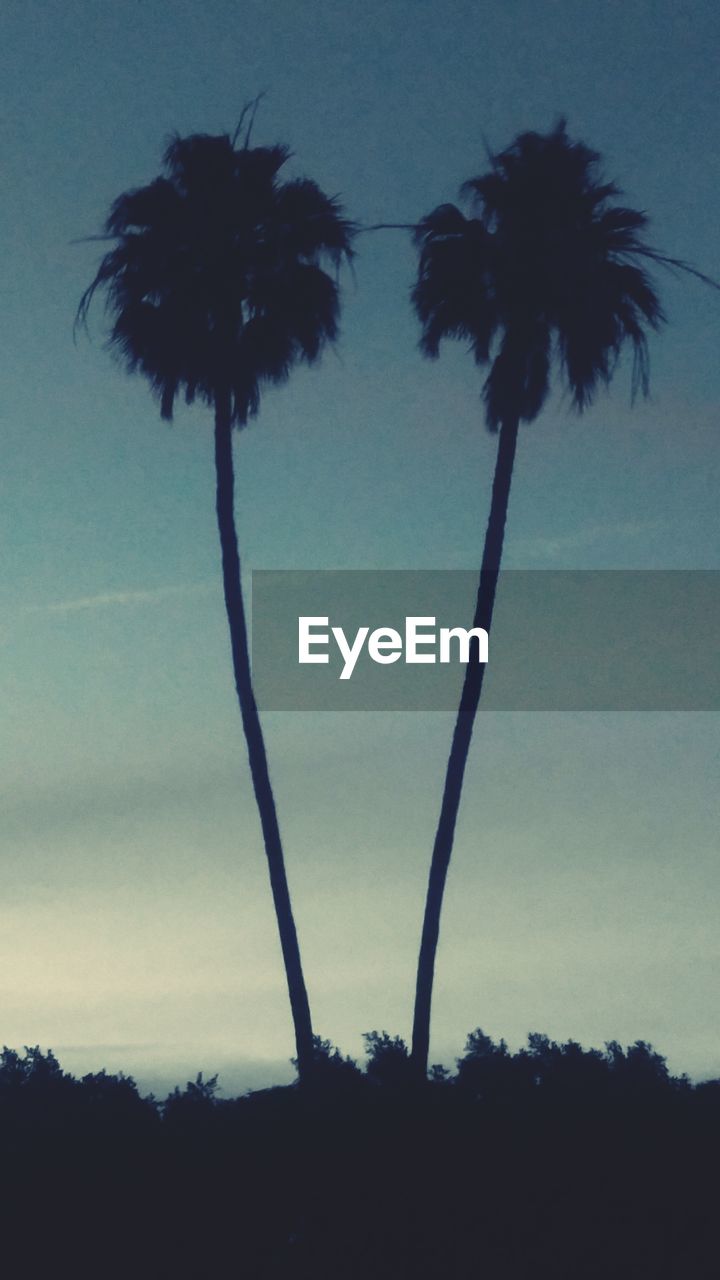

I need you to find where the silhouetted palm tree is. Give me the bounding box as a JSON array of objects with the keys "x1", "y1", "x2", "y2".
[
  {"x1": 410, "y1": 121, "x2": 666, "y2": 1078},
  {"x1": 79, "y1": 127, "x2": 354, "y2": 1081}
]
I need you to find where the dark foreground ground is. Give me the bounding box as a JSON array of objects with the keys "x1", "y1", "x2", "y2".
[{"x1": 0, "y1": 1033, "x2": 717, "y2": 1278}]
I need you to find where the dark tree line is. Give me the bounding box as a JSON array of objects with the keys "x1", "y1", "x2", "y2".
[{"x1": 0, "y1": 1039, "x2": 718, "y2": 1276}]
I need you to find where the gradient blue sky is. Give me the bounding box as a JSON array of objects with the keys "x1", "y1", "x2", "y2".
[{"x1": 1, "y1": 0, "x2": 718, "y2": 1093}]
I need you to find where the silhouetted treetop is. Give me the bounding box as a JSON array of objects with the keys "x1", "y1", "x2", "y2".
[
  {"x1": 362, "y1": 1031, "x2": 413, "y2": 1089},
  {"x1": 412, "y1": 119, "x2": 666, "y2": 429},
  {"x1": 78, "y1": 130, "x2": 355, "y2": 426}
]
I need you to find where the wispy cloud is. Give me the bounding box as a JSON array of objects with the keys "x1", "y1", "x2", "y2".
[
  {"x1": 19, "y1": 581, "x2": 215, "y2": 618},
  {"x1": 513, "y1": 519, "x2": 666, "y2": 562}
]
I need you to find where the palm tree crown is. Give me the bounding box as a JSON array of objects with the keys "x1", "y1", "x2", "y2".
[
  {"x1": 412, "y1": 120, "x2": 664, "y2": 430},
  {"x1": 79, "y1": 131, "x2": 355, "y2": 422}
]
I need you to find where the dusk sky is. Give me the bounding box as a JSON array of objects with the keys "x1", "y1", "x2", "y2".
[{"x1": 1, "y1": 0, "x2": 718, "y2": 1094}]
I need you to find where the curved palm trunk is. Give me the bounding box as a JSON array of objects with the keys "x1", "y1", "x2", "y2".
[
  {"x1": 411, "y1": 415, "x2": 520, "y2": 1079},
  {"x1": 214, "y1": 394, "x2": 314, "y2": 1082}
]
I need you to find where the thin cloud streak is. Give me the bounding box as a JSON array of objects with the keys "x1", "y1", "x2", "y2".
[
  {"x1": 20, "y1": 582, "x2": 215, "y2": 617},
  {"x1": 513, "y1": 519, "x2": 666, "y2": 561}
]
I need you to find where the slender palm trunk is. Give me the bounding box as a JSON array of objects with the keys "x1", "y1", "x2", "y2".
[
  {"x1": 411, "y1": 415, "x2": 520, "y2": 1079},
  {"x1": 214, "y1": 393, "x2": 314, "y2": 1082}
]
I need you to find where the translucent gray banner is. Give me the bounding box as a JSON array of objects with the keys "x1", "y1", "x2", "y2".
[{"x1": 250, "y1": 570, "x2": 720, "y2": 711}]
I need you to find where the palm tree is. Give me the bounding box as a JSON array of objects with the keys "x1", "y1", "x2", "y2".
[
  {"x1": 78, "y1": 127, "x2": 354, "y2": 1082},
  {"x1": 409, "y1": 121, "x2": 667, "y2": 1078}
]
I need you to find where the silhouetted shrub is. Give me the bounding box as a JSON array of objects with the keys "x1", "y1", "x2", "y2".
[
  {"x1": 362, "y1": 1030, "x2": 413, "y2": 1088},
  {"x1": 292, "y1": 1035, "x2": 364, "y2": 1091}
]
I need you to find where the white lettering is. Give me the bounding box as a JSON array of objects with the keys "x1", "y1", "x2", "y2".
[
  {"x1": 332, "y1": 625, "x2": 370, "y2": 680},
  {"x1": 439, "y1": 626, "x2": 489, "y2": 664},
  {"x1": 298, "y1": 616, "x2": 330, "y2": 663},
  {"x1": 405, "y1": 616, "x2": 437, "y2": 664},
  {"x1": 367, "y1": 628, "x2": 403, "y2": 664}
]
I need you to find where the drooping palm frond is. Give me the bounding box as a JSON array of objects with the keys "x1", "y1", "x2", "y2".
[
  {"x1": 413, "y1": 121, "x2": 667, "y2": 430},
  {"x1": 78, "y1": 131, "x2": 356, "y2": 424},
  {"x1": 413, "y1": 204, "x2": 497, "y2": 365}
]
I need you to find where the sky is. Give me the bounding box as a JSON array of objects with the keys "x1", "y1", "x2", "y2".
[{"x1": 0, "y1": 0, "x2": 718, "y2": 1094}]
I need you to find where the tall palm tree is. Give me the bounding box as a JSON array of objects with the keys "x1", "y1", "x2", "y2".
[
  {"x1": 409, "y1": 121, "x2": 667, "y2": 1078},
  {"x1": 78, "y1": 128, "x2": 354, "y2": 1082}
]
